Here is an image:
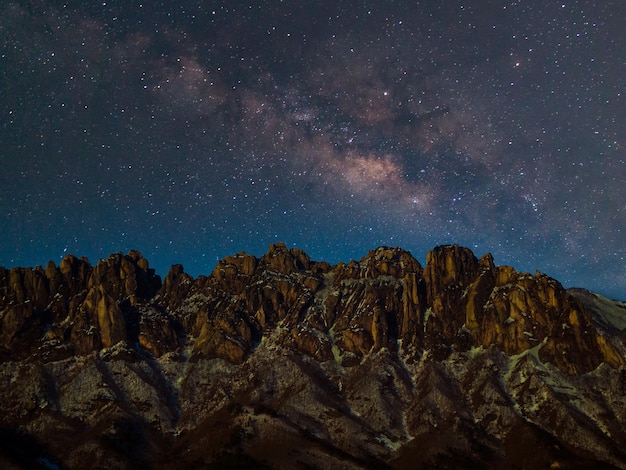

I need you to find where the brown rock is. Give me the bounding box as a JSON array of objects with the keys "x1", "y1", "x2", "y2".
[
  {"x1": 159, "y1": 264, "x2": 194, "y2": 312},
  {"x1": 80, "y1": 285, "x2": 127, "y2": 349},
  {"x1": 213, "y1": 252, "x2": 258, "y2": 280},
  {"x1": 287, "y1": 325, "x2": 333, "y2": 362},
  {"x1": 0, "y1": 244, "x2": 621, "y2": 377},
  {"x1": 424, "y1": 244, "x2": 480, "y2": 304},
  {"x1": 192, "y1": 311, "x2": 254, "y2": 364},
  {"x1": 7, "y1": 266, "x2": 50, "y2": 310},
  {"x1": 330, "y1": 280, "x2": 403, "y2": 359},
  {"x1": 59, "y1": 254, "x2": 92, "y2": 298},
  {"x1": 342, "y1": 327, "x2": 374, "y2": 356},
  {"x1": 473, "y1": 269, "x2": 608, "y2": 374},
  {"x1": 89, "y1": 251, "x2": 161, "y2": 303},
  {"x1": 138, "y1": 308, "x2": 181, "y2": 357},
  {"x1": 258, "y1": 242, "x2": 309, "y2": 274},
  {"x1": 399, "y1": 272, "x2": 426, "y2": 349},
  {"x1": 420, "y1": 245, "x2": 482, "y2": 351},
  {"x1": 333, "y1": 246, "x2": 422, "y2": 282},
  {"x1": 0, "y1": 266, "x2": 55, "y2": 358}
]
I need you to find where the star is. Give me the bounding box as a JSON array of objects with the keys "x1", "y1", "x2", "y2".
[{"x1": 0, "y1": 1, "x2": 624, "y2": 299}]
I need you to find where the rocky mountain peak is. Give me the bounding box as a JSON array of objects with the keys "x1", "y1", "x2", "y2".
[
  {"x1": 424, "y1": 244, "x2": 480, "y2": 292},
  {"x1": 0, "y1": 244, "x2": 621, "y2": 372},
  {"x1": 256, "y1": 242, "x2": 312, "y2": 275},
  {"x1": 1, "y1": 244, "x2": 625, "y2": 468}
]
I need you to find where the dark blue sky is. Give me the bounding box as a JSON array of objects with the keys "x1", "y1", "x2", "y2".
[{"x1": 1, "y1": 1, "x2": 625, "y2": 299}]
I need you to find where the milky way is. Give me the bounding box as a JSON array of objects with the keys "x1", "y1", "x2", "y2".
[{"x1": 1, "y1": 1, "x2": 625, "y2": 299}]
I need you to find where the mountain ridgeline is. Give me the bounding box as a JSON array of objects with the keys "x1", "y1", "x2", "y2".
[{"x1": 1, "y1": 244, "x2": 626, "y2": 469}]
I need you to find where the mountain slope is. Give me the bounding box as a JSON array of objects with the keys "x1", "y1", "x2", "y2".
[{"x1": 1, "y1": 244, "x2": 625, "y2": 469}]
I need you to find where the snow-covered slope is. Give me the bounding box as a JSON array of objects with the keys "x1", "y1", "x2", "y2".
[{"x1": 1, "y1": 245, "x2": 626, "y2": 468}]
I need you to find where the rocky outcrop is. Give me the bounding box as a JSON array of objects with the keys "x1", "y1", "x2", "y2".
[
  {"x1": 0, "y1": 244, "x2": 621, "y2": 373},
  {"x1": 1, "y1": 244, "x2": 626, "y2": 468},
  {"x1": 0, "y1": 251, "x2": 162, "y2": 360},
  {"x1": 0, "y1": 265, "x2": 57, "y2": 359}
]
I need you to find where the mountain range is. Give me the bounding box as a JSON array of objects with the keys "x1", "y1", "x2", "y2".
[{"x1": 1, "y1": 243, "x2": 626, "y2": 469}]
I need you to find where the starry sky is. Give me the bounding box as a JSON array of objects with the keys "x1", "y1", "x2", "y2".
[{"x1": 1, "y1": 1, "x2": 625, "y2": 299}]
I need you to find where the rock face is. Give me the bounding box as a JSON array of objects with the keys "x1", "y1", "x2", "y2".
[
  {"x1": 1, "y1": 244, "x2": 625, "y2": 469},
  {"x1": 0, "y1": 251, "x2": 162, "y2": 361}
]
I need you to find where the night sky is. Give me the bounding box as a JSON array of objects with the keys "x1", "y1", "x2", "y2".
[{"x1": 1, "y1": 1, "x2": 625, "y2": 299}]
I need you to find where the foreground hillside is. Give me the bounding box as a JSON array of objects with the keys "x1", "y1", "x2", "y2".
[{"x1": 1, "y1": 244, "x2": 625, "y2": 469}]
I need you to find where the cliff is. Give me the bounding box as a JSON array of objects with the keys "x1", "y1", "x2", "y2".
[{"x1": 1, "y1": 244, "x2": 625, "y2": 468}]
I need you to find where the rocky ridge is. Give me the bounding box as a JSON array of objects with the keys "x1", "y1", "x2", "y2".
[{"x1": 1, "y1": 243, "x2": 625, "y2": 469}]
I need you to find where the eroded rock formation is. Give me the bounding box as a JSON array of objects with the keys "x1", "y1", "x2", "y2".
[
  {"x1": 1, "y1": 243, "x2": 625, "y2": 468},
  {"x1": 0, "y1": 243, "x2": 620, "y2": 372}
]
